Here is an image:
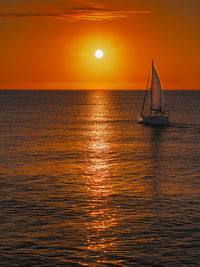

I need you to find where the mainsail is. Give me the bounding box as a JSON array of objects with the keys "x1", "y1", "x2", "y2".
[{"x1": 151, "y1": 62, "x2": 163, "y2": 112}]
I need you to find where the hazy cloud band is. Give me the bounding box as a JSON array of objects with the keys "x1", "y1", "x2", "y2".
[{"x1": 0, "y1": 7, "x2": 152, "y2": 21}]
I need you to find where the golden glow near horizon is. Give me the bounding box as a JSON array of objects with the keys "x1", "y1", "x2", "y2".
[{"x1": 69, "y1": 35, "x2": 125, "y2": 90}]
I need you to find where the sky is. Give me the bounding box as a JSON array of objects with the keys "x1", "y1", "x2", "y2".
[{"x1": 0, "y1": 0, "x2": 200, "y2": 90}]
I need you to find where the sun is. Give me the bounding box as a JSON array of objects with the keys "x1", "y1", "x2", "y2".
[{"x1": 95, "y1": 49, "x2": 104, "y2": 58}]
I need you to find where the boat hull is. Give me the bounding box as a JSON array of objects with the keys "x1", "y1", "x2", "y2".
[{"x1": 141, "y1": 115, "x2": 169, "y2": 126}]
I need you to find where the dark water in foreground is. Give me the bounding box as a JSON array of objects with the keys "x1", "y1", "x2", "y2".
[{"x1": 0, "y1": 90, "x2": 200, "y2": 266}]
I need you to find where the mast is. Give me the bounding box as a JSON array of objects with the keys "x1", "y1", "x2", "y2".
[{"x1": 141, "y1": 70, "x2": 150, "y2": 116}]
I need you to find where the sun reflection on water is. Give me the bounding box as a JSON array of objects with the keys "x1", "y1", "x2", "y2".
[{"x1": 82, "y1": 92, "x2": 117, "y2": 258}]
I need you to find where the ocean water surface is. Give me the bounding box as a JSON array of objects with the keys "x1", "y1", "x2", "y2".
[{"x1": 0, "y1": 90, "x2": 200, "y2": 266}]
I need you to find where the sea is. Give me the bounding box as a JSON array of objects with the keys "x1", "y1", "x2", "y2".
[{"x1": 0, "y1": 90, "x2": 199, "y2": 266}]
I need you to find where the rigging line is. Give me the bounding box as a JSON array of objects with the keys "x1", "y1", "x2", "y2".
[{"x1": 141, "y1": 70, "x2": 151, "y2": 116}]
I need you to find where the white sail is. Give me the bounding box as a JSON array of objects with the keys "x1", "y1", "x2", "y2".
[{"x1": 151, "y1": 63, "x2": 162, "y2": 112}]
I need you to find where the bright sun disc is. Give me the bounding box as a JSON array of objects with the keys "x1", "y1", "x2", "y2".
[{"x1": 95, "y1": 49, "x2": 104, "y2": 58}]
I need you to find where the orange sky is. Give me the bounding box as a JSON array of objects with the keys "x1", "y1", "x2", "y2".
[{"x1": 0, "y1": 0, "x2": 199, "y2": 90}]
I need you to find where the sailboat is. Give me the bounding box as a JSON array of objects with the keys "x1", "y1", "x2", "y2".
[{"x1": 140, "y1": 61, "x2": 169, "y2": 126}]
